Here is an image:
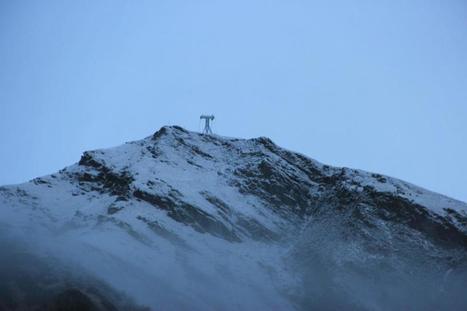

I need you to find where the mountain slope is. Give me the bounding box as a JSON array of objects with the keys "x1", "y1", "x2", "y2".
[{"x1": 1, "y1": 126, "x2": 466, "y2": 310}]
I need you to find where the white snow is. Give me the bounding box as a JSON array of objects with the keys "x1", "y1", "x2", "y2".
[{"x1": 0, "y1": 126, "x2": 465, "y2": 310}]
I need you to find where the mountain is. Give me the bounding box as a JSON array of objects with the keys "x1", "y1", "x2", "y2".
[{"x1": 1, "y1": 125, "x2": 466, "y2": 310}]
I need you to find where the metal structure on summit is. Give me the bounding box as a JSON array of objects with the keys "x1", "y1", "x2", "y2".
[{"x1": 200, "y1": 115, "x2": 215, "y2": 134}]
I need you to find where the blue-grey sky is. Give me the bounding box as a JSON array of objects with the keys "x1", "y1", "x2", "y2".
[{"x1": 1, "y1": 0, "x2": 466, "y2": 201}]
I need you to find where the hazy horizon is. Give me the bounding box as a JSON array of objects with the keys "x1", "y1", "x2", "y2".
[{"x1": 1, "y1": 0, "x2": 466, "y2": 202}]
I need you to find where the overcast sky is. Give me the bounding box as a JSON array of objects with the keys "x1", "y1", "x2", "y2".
[{"x1": 1, "y1": 0, "x2": 466, "y2": 202}]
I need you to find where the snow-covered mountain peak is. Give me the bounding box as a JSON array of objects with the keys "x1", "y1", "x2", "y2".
[{"x1": 1, "y1": 126, "x2": 467, "y2": 310}]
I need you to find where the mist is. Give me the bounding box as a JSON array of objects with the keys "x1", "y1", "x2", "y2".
[
  {"x1": 0, "y1": 208, "x2": 294, "y2": 310},
  {"x1": 0, "y1": 227, "x2": 147, "y2": 311},
  {"x1": 287, "y1": 210, "x2": 467, "y2": 311},
  {"x1": 2, "y1": 202, "x2": 467, "y2": 311}
]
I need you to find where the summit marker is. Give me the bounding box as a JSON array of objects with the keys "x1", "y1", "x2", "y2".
[{"x1": 200, "y1": 115, "x2": 215, "y2": 134}]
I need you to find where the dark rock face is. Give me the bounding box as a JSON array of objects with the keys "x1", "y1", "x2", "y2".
[
  {"x1": 367, "y1": 190, "x2": 467, "y2": 248},
  {"x1": 445, "y1": 208, "x2": 467, "y2": 233},
  {"x1": 133, "y1": 189, "x2": 241, "y2": 242},
  {"x1": 234, "y1": 159, "x2": 314, "y2": 216},
  {"x1": 227, "y1": 135, "x2": 467, "y2": 252},
  {"x1": 78, "y1": 152, "x2": 134, "y2": 196},
  {"x1": 201, "y1": 191, "x2": 280, "y2": 242}
]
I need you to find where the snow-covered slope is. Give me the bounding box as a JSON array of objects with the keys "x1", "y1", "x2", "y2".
[{"x1": 1, "y1": 126, "x2": 466, "y2": 310}]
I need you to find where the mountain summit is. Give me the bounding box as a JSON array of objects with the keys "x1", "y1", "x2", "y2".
[{"x1": 1, "y1": 126, "x2": 466, "y2": 310}]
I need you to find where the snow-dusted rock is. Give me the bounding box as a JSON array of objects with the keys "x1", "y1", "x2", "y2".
[{"x1": 1, "y1": 126, "x2": 466, "y2": 310}]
